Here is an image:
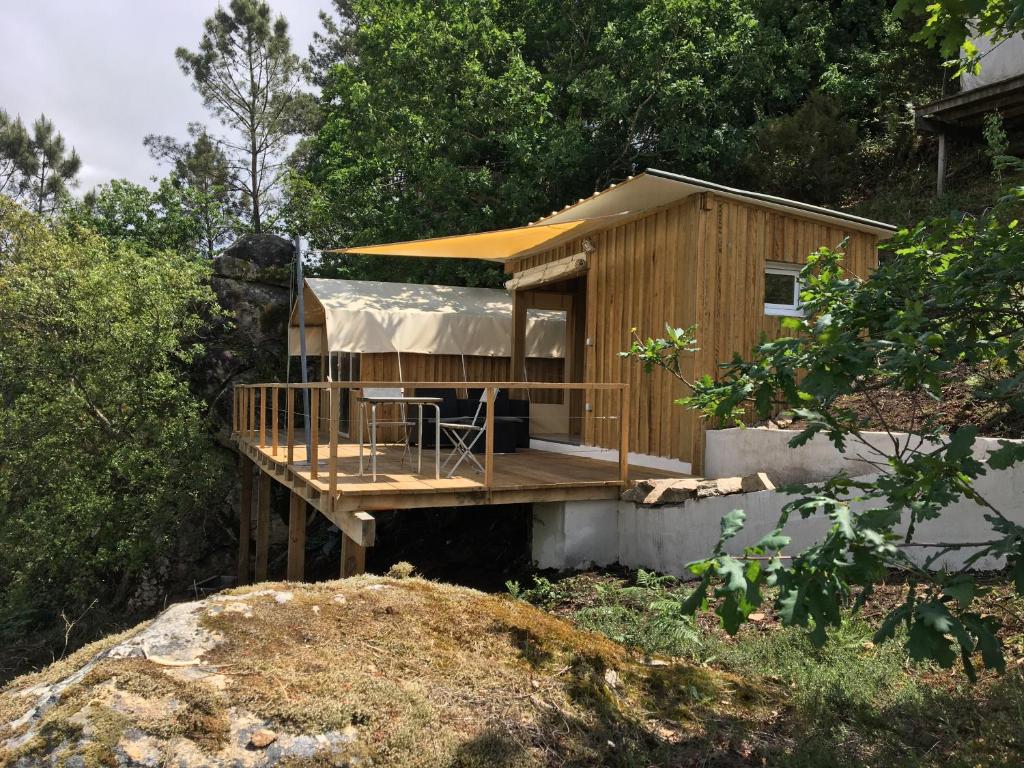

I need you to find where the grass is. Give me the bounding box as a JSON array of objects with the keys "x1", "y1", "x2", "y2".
[
  {"x1": 512, "y1": 569, "x2": 1024, "y2": 767},
  {"x1": 2, "y1": 573, "x2": 1021, "y2": 766},
  {"x1": 0, "y1": 577, "x2": 782, "y2": 767}
]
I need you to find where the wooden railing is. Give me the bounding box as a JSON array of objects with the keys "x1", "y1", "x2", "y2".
[{"x1": 232, "y1": 381, "x2": 631, "y2": 491}]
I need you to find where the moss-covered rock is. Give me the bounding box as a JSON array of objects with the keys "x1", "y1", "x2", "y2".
[{"x1": 0, "y1": 578, "x2": 769, "y2": 767}]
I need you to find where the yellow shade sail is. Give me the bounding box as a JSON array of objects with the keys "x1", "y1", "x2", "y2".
[
  {"x1": 328, "y1": 170, "x2": 896, "y2": 262},
  {"x1": 329, "y1": 215, "x2": 624, "y2": 261}
]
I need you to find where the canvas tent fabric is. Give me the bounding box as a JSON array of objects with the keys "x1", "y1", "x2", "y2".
[
  {"x1": 332, "y1": 170, "x2": 896, "y2": 262},
  {"x1": 288, "y1": 278, "x2": 565, "y2": 358},
  {"x1": 328, "y1": 215, "x2": 626, "y2": 262}
]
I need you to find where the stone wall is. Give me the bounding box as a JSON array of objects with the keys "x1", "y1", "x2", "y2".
[{"x1": 533, "y1": 428, "x2": 1024, "y2": 576}]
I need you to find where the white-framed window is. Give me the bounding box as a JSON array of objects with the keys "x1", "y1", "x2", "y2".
[{"x1": 764, "y1": 262, "x2": 804, "y2": 317}]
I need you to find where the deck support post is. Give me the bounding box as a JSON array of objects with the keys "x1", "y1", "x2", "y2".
[
  {"x1": 341, "y1": 532, "x2": 366, "y2": 577},
  {"x1": 936, "y1": 133, "x2": 947, "y2": 197},
  {"x1": 287, "y1": 490, "x2": 307, "y2": 582},
  {"x1": 237, "y1": 455, "x2": 255, "y2": 585},
  {"x1": 619, "y1": 384, "x2": 631, "y2": 488},
  {"x1": 254, "y1": 472, "x2": 272, "y2": 582}
]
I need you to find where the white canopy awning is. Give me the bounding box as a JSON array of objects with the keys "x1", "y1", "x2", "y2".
[{"x1": 289, "y1": 278, "x2": 565, "y2": 358}]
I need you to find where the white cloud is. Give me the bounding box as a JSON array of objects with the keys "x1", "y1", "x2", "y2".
[{"x1": 0, "y1": 0, "x2": 322, "y2": 194}]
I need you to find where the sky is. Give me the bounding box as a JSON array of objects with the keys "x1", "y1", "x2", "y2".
[{"x1": 0, "y1": 1, "x2": 323, "y2": 193}]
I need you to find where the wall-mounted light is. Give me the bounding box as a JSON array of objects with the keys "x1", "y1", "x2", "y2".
[{"x1": 581, "y1": 237, "x2": 596, "y2": 254}]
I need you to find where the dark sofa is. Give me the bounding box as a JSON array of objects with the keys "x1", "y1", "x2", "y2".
[{"x1": 413, "y1": 388, "x2": 528, "y2": 453}]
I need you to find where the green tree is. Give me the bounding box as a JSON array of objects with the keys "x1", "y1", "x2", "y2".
[
  {"x1": 176, "y1": 0, "x2": 307, "y2": 233},
  {"x1": 0, "y1": 197, "x2": 229, "y2": 666},
  {"x1": 22, "y1": 114, "x2": 81, "y2": 216},
  {"x1": 290, "y1": 0, "x2": 555, "y2": 286},
  {"x1": 71, "y1": 178, "x2": 204, "y2": 257},
  {"x1": 144, "y1": 125, "x2": 241, "y2": 257},
  {"x1": 624, "y1": 175, "x2": 1024, "y2": 678},
  {"x1": 741, "y1": 91, "x2": 859, "y2": 205},
  {"x1": 294, "y1": 0, "x2": 939, "y2": 283},
  {"x1": 896, "y1": 0, "x2": 1024, "y2": 61},
  {"x1": 0, "y1": 110, "x2": 32, "y2": 199}
]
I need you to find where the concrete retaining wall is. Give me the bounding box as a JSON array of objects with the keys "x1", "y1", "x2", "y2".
[{"x1": 533, "y1": 428, "x2": 1024, "y2": 577}]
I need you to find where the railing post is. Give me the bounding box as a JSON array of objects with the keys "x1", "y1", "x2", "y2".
[
  {"x1": 286, "y1": 386, "x2": 295, "y2": 467},
  {"x1": 248, "y1": 385, "x2": 256, "y2": 442},
  {"x1": 271, "y1": 385, "x2": 279, "y2": 456},
  {"x1": 329, "y1": 385, "x2": 339, "y2": 498},
  {"x1": 259, "y1": 385, "x2": 267, "y2": 447},
  {"x1": 310, "y1": 385, "x2": 320, "y2": 479},
  {"x1": 484, "y1": 386, "x2": 495, "y2": 488},
  {"x1": 619, "y1": 384, "x2": 630, "y2": 487},
  {"x1": 232, "y1": 386, "x2": 238, "y2": 435}
]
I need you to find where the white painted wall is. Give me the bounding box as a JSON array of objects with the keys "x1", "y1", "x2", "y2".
[
  {"x1": 961, "y1": 33, "x2": 1024, "y2": 90},
  {"x1": 532, "y1": 500, "x2": 619, "y2": 571},
  {"x1": 533, "y1": 429, "x2": 1024, "y2": 577}
]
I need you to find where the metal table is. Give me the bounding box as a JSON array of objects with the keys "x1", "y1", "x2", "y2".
[{"x1": 357, "y1": 394, "x2": 442, "y2": 481}]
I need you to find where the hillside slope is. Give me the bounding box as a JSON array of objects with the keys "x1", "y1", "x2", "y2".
[{"x1": 0, "y1": 577, "x2": 771, "y2": 767}]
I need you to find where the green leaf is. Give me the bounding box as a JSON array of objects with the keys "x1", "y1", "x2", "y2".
[
  {"x1": 718, "y1": 509, "x2": 746, "y2": 544},
  {"x1": 755, "y1": 529, "x2": 790, "y2": 552},
  {"x1": 942, "y1": 575, "x2": 976, "y2": 610},
  {"x1": 679, "y1": 579, "x2": 708, "y2": 616},
  {"x1": 717, "y1": 556, "x2": 747, "y2": 593}
]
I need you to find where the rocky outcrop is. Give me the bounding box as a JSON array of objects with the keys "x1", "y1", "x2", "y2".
[
  {"x1": 622, "y1": 472, "x2": 776, "y2": 505},
  {"x1": 197, "y1": 234, "x2": 294, "y2": 443},
  {"x1": 0, "y1": 577, "x2": 757, "y2": 767}
]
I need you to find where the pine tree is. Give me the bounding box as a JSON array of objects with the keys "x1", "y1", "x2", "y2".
[
  {"x1": 24, "y1": 115, "x2": 81, "y2": 215},
  {"x1": 145, "y1": 125, "x2": 240, "y2": 257},
  {"x1": 175, "y1": 0, "x2": 306, "y2": 233},
  {"x1": 0, "y1": 110, "x2": 33, "y2": 199}
]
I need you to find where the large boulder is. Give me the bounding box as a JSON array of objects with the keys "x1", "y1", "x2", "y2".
[
  {"x1": 0, "y1": 577, "x2": 758, "y2": 767},
  {"x1": 221, "y1": 233, "x2": 294, "y2": 272},
  {"x1": 197, "y1": 234, "x2": 295, "y2": 443}
]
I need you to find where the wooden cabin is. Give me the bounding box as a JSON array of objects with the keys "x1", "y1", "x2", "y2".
[
  {"x1": 341, "y1": 169, "x2": 895, "y2": 474},
  {"x1": 234, "y1": 169, "x2": 894, "y2": 582}
]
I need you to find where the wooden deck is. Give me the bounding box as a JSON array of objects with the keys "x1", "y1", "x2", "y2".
[
  {"x1": 233, "y1": 380, "x2": 686, "y2": 582},
  {"x1": 240, "y1": 436, "x2": 683, "y2": 516}
]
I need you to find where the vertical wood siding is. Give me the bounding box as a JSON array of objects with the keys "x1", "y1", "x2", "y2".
[{"x1": 509, "y1": 194, "x2": 881, "y2": 471}]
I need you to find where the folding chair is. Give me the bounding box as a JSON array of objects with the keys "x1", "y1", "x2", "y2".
[{"x1": 440, "y1": 388, "x2": 495, "y2": 477}]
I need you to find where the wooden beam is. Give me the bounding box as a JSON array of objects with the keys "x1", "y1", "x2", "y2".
[
  {"x1": 271, "y1": 385, "x2": 279, "y2": 456},
  {"x1": 310, "y1": 387, "x2": 319, "y2": 480},
  {"x1": 287, "y1": 490, "x2": 306, "y2": 582},
  {"x1": 484, "y1": 386, "x2": 495, "y2": 488},
  {"x1": 248, "y1": 386, "x2": 255, "y2": 441},
  {"x1": 619, "y1": 384, "x2": 631, "y2": 488},
  {"x1": 510, "y1": 290, "x2": 527, "y2": 384},
  {"x1": 937, "y1": 133, "x2": 948, "y2": 197},
  {"x1": 341, "y1": 533, "x2": 366, "y2": 577},
  {"x1": 259, "y1": 386, "x2": 267, "y2": 446},
  {"x1": 286, "y1": 387, "x2": 295, "y2": 465},
  {"x1": 237, "y1": 455, "x2": 254, "y2": 585},
  {"x1": 329, "y1": 386, "x2": 339, "y2": 498},
  {"x1": 320, "y1": 505, "x2": 375, "y2": 547},
  {"x1": 254, "y1": 472, "x2": 272, "y2": 582}
]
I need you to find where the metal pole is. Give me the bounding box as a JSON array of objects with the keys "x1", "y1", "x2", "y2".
[{"x1": 294, "y1": 235, "x2": 312, "y2": 456}]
